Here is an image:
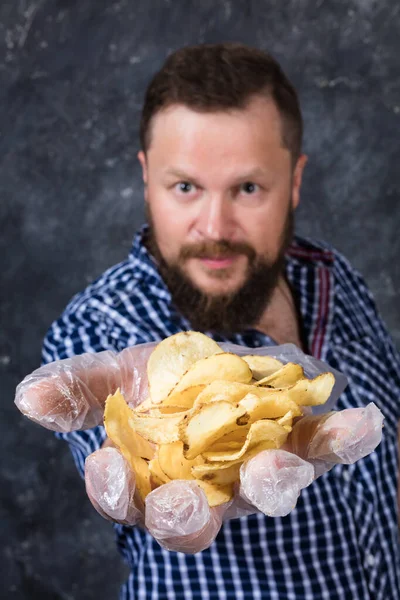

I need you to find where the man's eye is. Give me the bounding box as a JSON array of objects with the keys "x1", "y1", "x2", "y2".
[
  {"x1": 176, "y1": 181, "x2": 193, "y2": 193},
  {"x1": 240, "y1": 182, "x2": 259, "y2": 194}
]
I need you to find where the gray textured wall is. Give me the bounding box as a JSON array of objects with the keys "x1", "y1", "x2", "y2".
[{"x1": 2, "y1": 1, "x2": 399, "y2": 598}]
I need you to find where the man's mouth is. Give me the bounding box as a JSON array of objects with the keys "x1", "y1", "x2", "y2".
[{"x1": 198, "y1": 255, "x2": 238, "y2": 269}]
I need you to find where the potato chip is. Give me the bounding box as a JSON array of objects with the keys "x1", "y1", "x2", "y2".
[
  {"x1": 192, "y1": 380, "x2": 254, "y2": 409},
  {"x1": 242, "y1": 355, "x2": 283, "y2": 380},
  {"x1": 239, "y1": 392, "x2": 302, "y2": 422},
  {"x1": 207, "y1": 426, "x2": 250, "y2": 449},
  {"x1": 157, "y1": 405, "x2": 190, "y2": 415},
  {"x1": 180, "y1": 400, "x2": 250, "y2": 460},
  {"x1": 104, "y1": 389, "x2": 155, "y2": 460},
  {"x1": 129, "y1": 411, "x2": 186, "y2": 444},
  {"x1": 134, "y1": 396, "x2": 156, "y2": 413},
  {"x1": 286, "y1": 372, "x2": 335, "y2": 406},
  {"x1": 192, "y1": 380, "x2": 300, "y2": 411},
  {"x1": 160, "y1": 384, "x2": 205, "y2": 410},
  {"x1": 168, "y1": 353, "x2": 252, "y2": 400},
  {"x1": 277, "y1": 410, "x2": 296, "y2": 430},
  {"x1": 147, "y1": 332, "x2": 222, "y2": 403},
  {"x1": 130, "y1": 455, "x2": 152, "y2": 501},
  {"x1": 203, "y1": 419, "x2": 290, "y2": 462},
  {"x1": 149, "y1": 458, "x2": 171, "y2": 487},
  {"x1": 192, "y1": 460, "x2": 242, "y2": 485},
  {"x1": 158, "y1": 441, "x2": 204, "y2": 480},
  {"x1": 195, "y1": 480, "x2": 234, "y2": 506},
  {"x1": 256, "y1": 362, "x2": 304, "y2": 388}
]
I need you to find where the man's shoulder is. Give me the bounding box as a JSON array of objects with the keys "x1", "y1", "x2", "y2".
[
  {"x1": 42, "y1": 255, "x2": 161, "y2": 356},
  {"x1": 58, "y1": 252, "x2": 166, "y2": 341},
  {"x1": 290, "y1": 235, "x2": 374, "y2": 306},
  {"x1": 290, "y1": 234, "x2": 355, "y2": 274},
  {"x1": 64, "y1": 257, "x2": 143, "y2": 316}
]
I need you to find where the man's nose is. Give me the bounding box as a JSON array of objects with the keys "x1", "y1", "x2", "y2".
[{"x1": 196, "y1": 195, "x2": 234, "y2": 240}]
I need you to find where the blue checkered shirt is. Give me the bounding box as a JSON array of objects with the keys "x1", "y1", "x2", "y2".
[{"x1": 41, "y1": 224, "x2": 400, "y2": 599}]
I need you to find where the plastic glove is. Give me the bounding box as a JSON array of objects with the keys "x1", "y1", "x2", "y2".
[
  {"x1": 83, "y1": 402, "x2": 383, "y2": 552},
  {"x1": 239, "y1": 402, "x2": 384, "y2": 517},
  {"x1": 14, "y1": 344, "x2": 155, "y2": 432},
  {"x1": 15, "y1": 342, "x2": 384, "y2": 554}
]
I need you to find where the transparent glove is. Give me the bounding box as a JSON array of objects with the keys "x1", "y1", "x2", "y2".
[
  {"x1": 15, "y1": 341, "x2": 384, "y2": 554},
  {"x1": 239, "y1": 402, "x2": 384, "y2": 517},
  {"x1": 14, "y1": 344, "x2": 155, "y2": 432}
]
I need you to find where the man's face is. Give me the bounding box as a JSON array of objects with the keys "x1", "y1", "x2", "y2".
[{"x1": 138, "y1": 95, "x2": 306, "y2": 333}]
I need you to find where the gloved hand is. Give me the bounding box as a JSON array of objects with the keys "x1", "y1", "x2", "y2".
[{"x1": 15, "y1": 343, "x2": 384, "y2": 554}]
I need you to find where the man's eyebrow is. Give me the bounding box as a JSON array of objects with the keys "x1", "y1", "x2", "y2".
[
  {"x1": 163, "y1": 167, "x2": 271, "y2": 182},
  {"x1": 231, "y1": 167, "x2": 271, "y2": 182},
  {"x1": 163, "y1": 168, "x2": 197, "y2": 180}
]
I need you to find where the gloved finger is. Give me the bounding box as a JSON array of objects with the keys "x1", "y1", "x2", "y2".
[
  {"x1": 85, "y1": 447, "x2": 143, "y2": 526},
  {"x1": 145, "y1": 480, "x2": 229, "y2": 554},
  {"x1": 116, "y1": 344, "x2": 155, "y2": 407},
  {"x1": 239, "y1": 449, "x2": 315, "y2": 517},
  {"x1": 289, "y1": 402, "x2": 384, "y2": 467},
  {"x1": 14, "y1": 343, "x2": 155, "y2": 432}
]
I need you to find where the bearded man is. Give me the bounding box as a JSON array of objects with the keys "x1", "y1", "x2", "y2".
[{"x1": 15, "y1": 43, "x2": 400, "y2": 599}]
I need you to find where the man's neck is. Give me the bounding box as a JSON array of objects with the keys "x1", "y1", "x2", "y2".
[{"x1": 253, "y1": 275, "x2": 304, "y2": 349}]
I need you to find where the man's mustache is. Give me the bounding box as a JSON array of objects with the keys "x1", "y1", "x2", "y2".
[{"x1": 179, "y1": 240, "x2": 256, "y2": 261}]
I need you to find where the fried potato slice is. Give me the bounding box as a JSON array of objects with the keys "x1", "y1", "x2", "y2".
[
  {"x1": 169, "y1": 353, "x2": 252, "y2": 399},
  {"x1": 180, "y1": 400, "x2": 250, "y2": 460},
  {"x1": 131, "y1": 456, "x2": 152, "y2": 501},
  {"x1": 195, "y1": 480, "x2": 234, "y2": 506},
  {"x1": 153, "y1": 449, "x2": 233, "y2": 506},
  {"x1": 149, "y1": 457, "x2": 171, "y2": 487},
  {"x1": 158, "y1": 441, "x2": 204, "y2": 480},
  {"x1": 192, "y1": 460, "x2": 242, "y2": 485},
  {"x1": 160, "y1": 384, "x2": 205, "y2": 411},
  {"x1": 206, "y1": 426, "x2": 251, "y2": 449},
  {"x1": 287, "y1": 372, "x2": 335, "y2": 406},
  {"x1": 135, "y1": 396, "x2": 156, "y2": 413},
  {"x1": 147, "y1": 331, "x2": 222, "y2": 404},
  {"x1": 129, "y1": 411, "x2": 187, "y2": 444},
  {"x1": 242, "y1": 355, "x2": 283, "y2": 380},
  {"x1": 239, "y1": 392, "x2": 303, "y2": 423},
  {"x1": 203, "y1": 419, "x2": 290, "y2": 462},
  {"x1": 192, "y1": 380, "x2": 254, "y2": 409},
  {"x1": 276, "y1": 410, "x2": 296, "y2": 430},
  {"x1": 104, "y1": 389, "x2": 155, "y2": 460},
  {"x1": 192, "y1": 380, "x2": 300, "y2": 410},
  {"x1": 256, "y1": 362, "x2": 305, "y2": 388}
]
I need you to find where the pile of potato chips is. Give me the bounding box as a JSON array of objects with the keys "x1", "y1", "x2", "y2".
[{"x1": 104, "y1": 332, "x2": 334, "y2": 507}]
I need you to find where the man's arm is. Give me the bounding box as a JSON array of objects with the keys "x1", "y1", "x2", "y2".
[{"x1": 39, "y1": 305, "x2": 124, "y2": 477}]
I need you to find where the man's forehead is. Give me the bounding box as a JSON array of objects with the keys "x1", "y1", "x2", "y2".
[{"x1": 147, "y1": 96, "x2": 285, "y2": 151}]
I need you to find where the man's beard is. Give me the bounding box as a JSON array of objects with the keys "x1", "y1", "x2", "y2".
[{"x1": 144, "y1": 206, "x2": 294, "y2": 335}]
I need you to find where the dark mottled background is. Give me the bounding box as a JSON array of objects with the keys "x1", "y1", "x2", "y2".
[{"x1": 1, "y1": 0, "x2": 399, "y2": 598}]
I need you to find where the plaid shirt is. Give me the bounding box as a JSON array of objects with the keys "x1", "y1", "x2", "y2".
[{"x1": 42, "y1": 224, "x2": 400, "y2": 600}]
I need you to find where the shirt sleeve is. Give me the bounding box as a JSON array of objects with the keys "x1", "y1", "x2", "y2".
[{"x1": 40, "y1": 302, "x2": 121, "y2": 479}]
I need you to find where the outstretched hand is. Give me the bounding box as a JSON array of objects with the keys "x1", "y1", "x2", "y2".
[{"x1": 15, "y1": 344, "x2": 383, "y2": 554}]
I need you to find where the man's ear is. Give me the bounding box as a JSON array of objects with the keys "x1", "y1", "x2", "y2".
[
  {"x1": 291, "y1": 154, "x2": 308, "y2": 210},
  {"x1": 137, "y1": 151, "x2": 148, "y2": 202}
]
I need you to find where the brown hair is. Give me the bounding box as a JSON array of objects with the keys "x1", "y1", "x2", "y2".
[{"x1": 139, "y1": 42, "x2": 303, "y2": 162}]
